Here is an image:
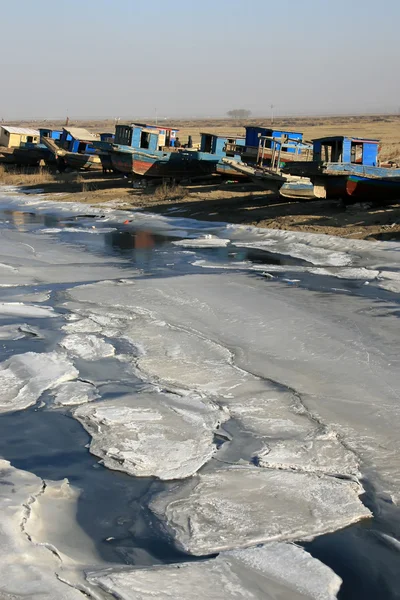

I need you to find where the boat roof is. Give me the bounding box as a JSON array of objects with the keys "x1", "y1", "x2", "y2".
[
  {"x1": 313, "y1": 135, "x2": 379, "y2": 144},
  {"x1": 130, "y1": 123, "x2": 178, "y2": 132},
  {"x1": 1, "y1": 126, "x2": 40, "y2": 135},
  {"x1": 63, "y1": 127, "x2": 100, "y2": 141},
  {"x1": 200, "y1": 132, "x2": 245, "y2": 139}
]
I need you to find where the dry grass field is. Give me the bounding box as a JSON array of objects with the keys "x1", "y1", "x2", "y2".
[
  {"x1": 2, "y1": 115, "x2": 400, "y2": 240},
  {"x1": 8, "y1": 114, "x2": 400, "y2": 161}
]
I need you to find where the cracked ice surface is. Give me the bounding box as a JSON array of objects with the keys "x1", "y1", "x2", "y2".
[
  {"x1": 60, "y1": 333, "x2": 115, "y2": 360},
  {"x1": 74, "y1": 392, "x2": 227, "y2": 479},
  {"x1": 0, "y1": 351, "x2": 78, "y2": 413},
  {"x1": 0, "y1": 460, "x2": 84, "y2": 599},
  {"x1": 87, "y1": 543, "x2": 342, "y2": 600},
  {"x1": 52, "y1": 380, "x2": 99, "y2": 406},
  {"x1": 67, "y1": 271, "x2": 400, "y2": 502},
  {"x1": 150, "y1": 466, "x2": 370, "y2": 555}
]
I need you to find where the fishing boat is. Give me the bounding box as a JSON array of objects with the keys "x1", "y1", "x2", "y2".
[
  {"x1": 42, "y1": 127, "x2": 102, "y2": 170},
  {"x1": 11, "y1": 128, "x2": 63, "y2": 167},
  {"x1": 101, "y1": 124, "x2": 221, "y2": 179},
  {"x1": 283, "y1": 136, "x2": 400, "y2": 202},
  {"x1": 221, "y1": 158, "x2": 315, "y2": 199},
  {"x1": 224, "y1": 126, "x2": 313, "y2": 167},
  {"x1": 199, "y1": 132, "x2": 246, "y2": 177}
]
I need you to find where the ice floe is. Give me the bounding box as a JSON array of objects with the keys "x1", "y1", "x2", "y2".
[
  {"x1": 74, "y1": 391, "x2": 227, "y2": 479},
  {"x1": 0, "y1": 460, "x2": 84, "y2": 599},
  {"x1": 52, "y1": 380, "x2": 99, "y2": 406},
  {"x1": 0, "y1": 351, "x2": 78, "y2": 412},
  {"x1": 87, "y1": 542, "x2": 342, "y2": 600},
  {"x1": 150, "y1": 466, "x2": 370, "y2": 555},
  {"x1": 60, "y1": 333, "x2": 115, "y2": 360},
  {"x1": 0, "y1": 323, "x2": 40, "y2": 340},
  {"x1": 0, "y1": 301, "x2": 57, "y2": 318},
  {"x1": 172, "y1": 235, "x2": 230, "y2": 248}
]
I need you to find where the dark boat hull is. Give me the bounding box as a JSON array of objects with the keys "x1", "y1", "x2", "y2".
[
  {"x1": 346, "y1": 175, "x2": 400, "y2": 201},
  {"x1": 110, "y1": 149, "x2": 219, "y2": 179}
]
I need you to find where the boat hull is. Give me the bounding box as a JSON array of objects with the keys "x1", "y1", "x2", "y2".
[
  {"x1": 63, "y1": 153, "x2": 102, "y2": 171},
  {"x1": 346, "y1": 175, "x2": 400, "y2": 200},
  {"x1": 110, "y1": 149, "x2": 219, "y2": 179}
]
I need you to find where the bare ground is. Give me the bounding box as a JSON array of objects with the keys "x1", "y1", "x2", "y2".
[
  {"x1": 2, "y1": 115, "x2": 400, "y2": 241},
  {"x1": 6, "y1": 172, "x2": 400, "y2": 242}
]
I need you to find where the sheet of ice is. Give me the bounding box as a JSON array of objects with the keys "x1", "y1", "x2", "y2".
[
  {"x1": 0, "y1": 460, "x2": 85, "y2": 599},
  {"x1": 150, "y1": 466, "x2": 370, "y2": 555},
  {"x1": 0, "y1": 226, "x2": 129, "y2": 286},
  {"x1": 62, "y1": 316, "x2": 103, "y2": 334},
  {"x1": 0, "y1": 301, "x2": 57, "y2": 318},
  {"x1": 232, "y1": 239, "x2": 353, "y2": 266},
  {"x1": 258, "y1": 427, "x2": 360, "y2": 476},
  {"x1": 172, "y1": 235, "x2": 230, "y2": 248},
  {"x1": 61, "y1": 304, "x2": 361, "y2": 481},
  {"x1": 67, "y1": 273, "x2": 400, "y2": 502},
  {"x1": 87, "y1": 542, "x2": 342, "y2": 600},
  {"x1": 38, "y1": 226, "x2": 117, "y2": 234},
  {"x1": 60, "y1": 333, "x2": 115, "y2": 360},
  {"x1": 0, "y1": 323, "x2": 41, "y2": 340},
  {"x1": 52, "y1": 380, "x2": 99, "y2": 406},
  {"x1": 0, "y1": 351, "x2": 78, "y2": 413},
  {"x1": 74, "y1": 391, "x2": 227, "y2": 479}
]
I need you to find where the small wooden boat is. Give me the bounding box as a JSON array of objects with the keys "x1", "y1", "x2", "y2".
[
  {"x1": 222, "y1": 158, "x2": 315, "y2": 199},
  {"x1": 284, "y1": 136, "x2": 400, "y2": 202},
  {"x1": 41, "y1": 127, "x2": 102, "y2": 171},
  {"x1": 111, "y1": 145, "x2": 220, "y2": 179}
]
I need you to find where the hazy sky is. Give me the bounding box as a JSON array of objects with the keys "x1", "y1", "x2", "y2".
[{"x1": 1, "y1": 0, "x2": 399, "y2": 119}]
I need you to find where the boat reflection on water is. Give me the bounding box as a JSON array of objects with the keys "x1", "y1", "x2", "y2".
[{"x1": 3, "y1": 210, "x2": 59, "y2": 231}]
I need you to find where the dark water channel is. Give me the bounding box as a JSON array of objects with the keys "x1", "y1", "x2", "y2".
[{"x1": 0, "y1": 204, "x2": 399, "y2": 597}]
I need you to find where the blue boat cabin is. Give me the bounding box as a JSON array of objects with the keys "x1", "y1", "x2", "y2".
[
  {"x1": 114, "y1": 123, "x2": 179, "y2": 152},
  {"x1": 100, "y1": 132, "x2": 115, "y2": 142},
  {"x1": 58, "y1": 127, "x2": 100, "y2": 155},
  {"x1": 39, "y1": 128, "x2": 62, "y2": 142},
  {"x1": 313, "y1": 136, "x2": 379, "y2": 166},
  {"x1": 245, "y1": 126, "x2": 304, "y2": 153},
  {"x1": 200, "y1": 133, "x2": 245, "y2": 157}
]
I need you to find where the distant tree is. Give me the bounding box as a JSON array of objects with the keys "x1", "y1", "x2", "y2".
[{"x1": 227, "y1": 109, "x2": 252, "y2": 119}]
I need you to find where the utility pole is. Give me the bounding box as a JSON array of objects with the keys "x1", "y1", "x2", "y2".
[
  {"x1": 271, "y1": 104, "x2": 274, "y2": 126},
  {"x1": 155, "y1": 108, "x2": 158, "y2": 126}
]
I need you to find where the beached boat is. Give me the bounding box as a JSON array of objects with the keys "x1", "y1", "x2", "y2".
[
  {"x1": 42, "y1": 127, "x2": 102, "y2": 171},
  {"x1": 102, "y1": 124, "x2": 220, "y2": 179},
  {"x1": 283, "y1": 136, "x2": 400, "y2": 202},
  {"x1": 199, "y1": 132, "x2": 246, "y2": 177},
  {"x1": 225, "y1": 126, "x2": 313, "y2": 167},
  {"x1": 221, "y1": 158, "x2": 315, "y2": 199}
]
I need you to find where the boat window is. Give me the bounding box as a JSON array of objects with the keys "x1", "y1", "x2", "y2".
[
  {"x1": 350, "y1": 142, "x2": 363, "y2": 164},
  {"x1": 78, "y1": 142, "x2": 87, "y2": 154},
  {"x1": 140, "y1": 131, "x2": 150, "y2": 149},
  {"x1": 203, "y1": 135, "x2": 212, "y2": 153},
  {"x1": 26, "y1": 136, "x2": 33, "y2": 143},
  {"x1": 115, "y1": 126, "x2": 132, "y2": 145}
]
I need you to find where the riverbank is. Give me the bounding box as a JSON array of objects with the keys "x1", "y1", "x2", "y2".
[{"x1": 4, "y1": 170, "x2": 400, "y2": 241}]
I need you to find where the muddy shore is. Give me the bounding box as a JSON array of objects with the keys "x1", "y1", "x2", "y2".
[{"x1": 9, "y1": 172, "x2": 400, "y2": 242}]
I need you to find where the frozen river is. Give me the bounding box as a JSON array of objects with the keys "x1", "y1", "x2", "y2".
[{"x1": 0, "y1": 189, "x2": 399, "y2": 599}]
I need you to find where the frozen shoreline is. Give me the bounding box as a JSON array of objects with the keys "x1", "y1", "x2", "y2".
[{"x1": 0, "y1": 189, "x2": 399, "y2": 598}]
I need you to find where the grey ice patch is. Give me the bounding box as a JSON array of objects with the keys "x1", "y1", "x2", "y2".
[
  {"x1": 74, "y1": 392, "x2": 228, "y2": 479},
  {"x1": 150, "y1": 466, "x2": 371, "y2": 555},
  {"x1": 0, "y1": 351, "x2": 78, "y2": 413},
  {"x1": 87, "y1": 542, "x2": 342, "y2": 600}
]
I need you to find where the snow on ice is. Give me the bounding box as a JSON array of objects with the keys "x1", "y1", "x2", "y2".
[
  {"x1": 150, "y1": 466, "x2": 370, "y2": 555},
  {"x1": 0, "y1": 460, "x2": 84, "y2": 599},
  {"x1": 60, "y1": 334, "x2": 115, "y2": 360},
  {"x1": 52, "y1": 380, "x2": 99, "y2": 406},
  {"x1": 0, "y1": 351, "x2": 78, "y2": 413},
  {"x1": 74, "y1": 391, "x2": 227, "y2": 479},
  {"x1": 87, "y1": 543, "x2": 342, "y2": 600}
]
